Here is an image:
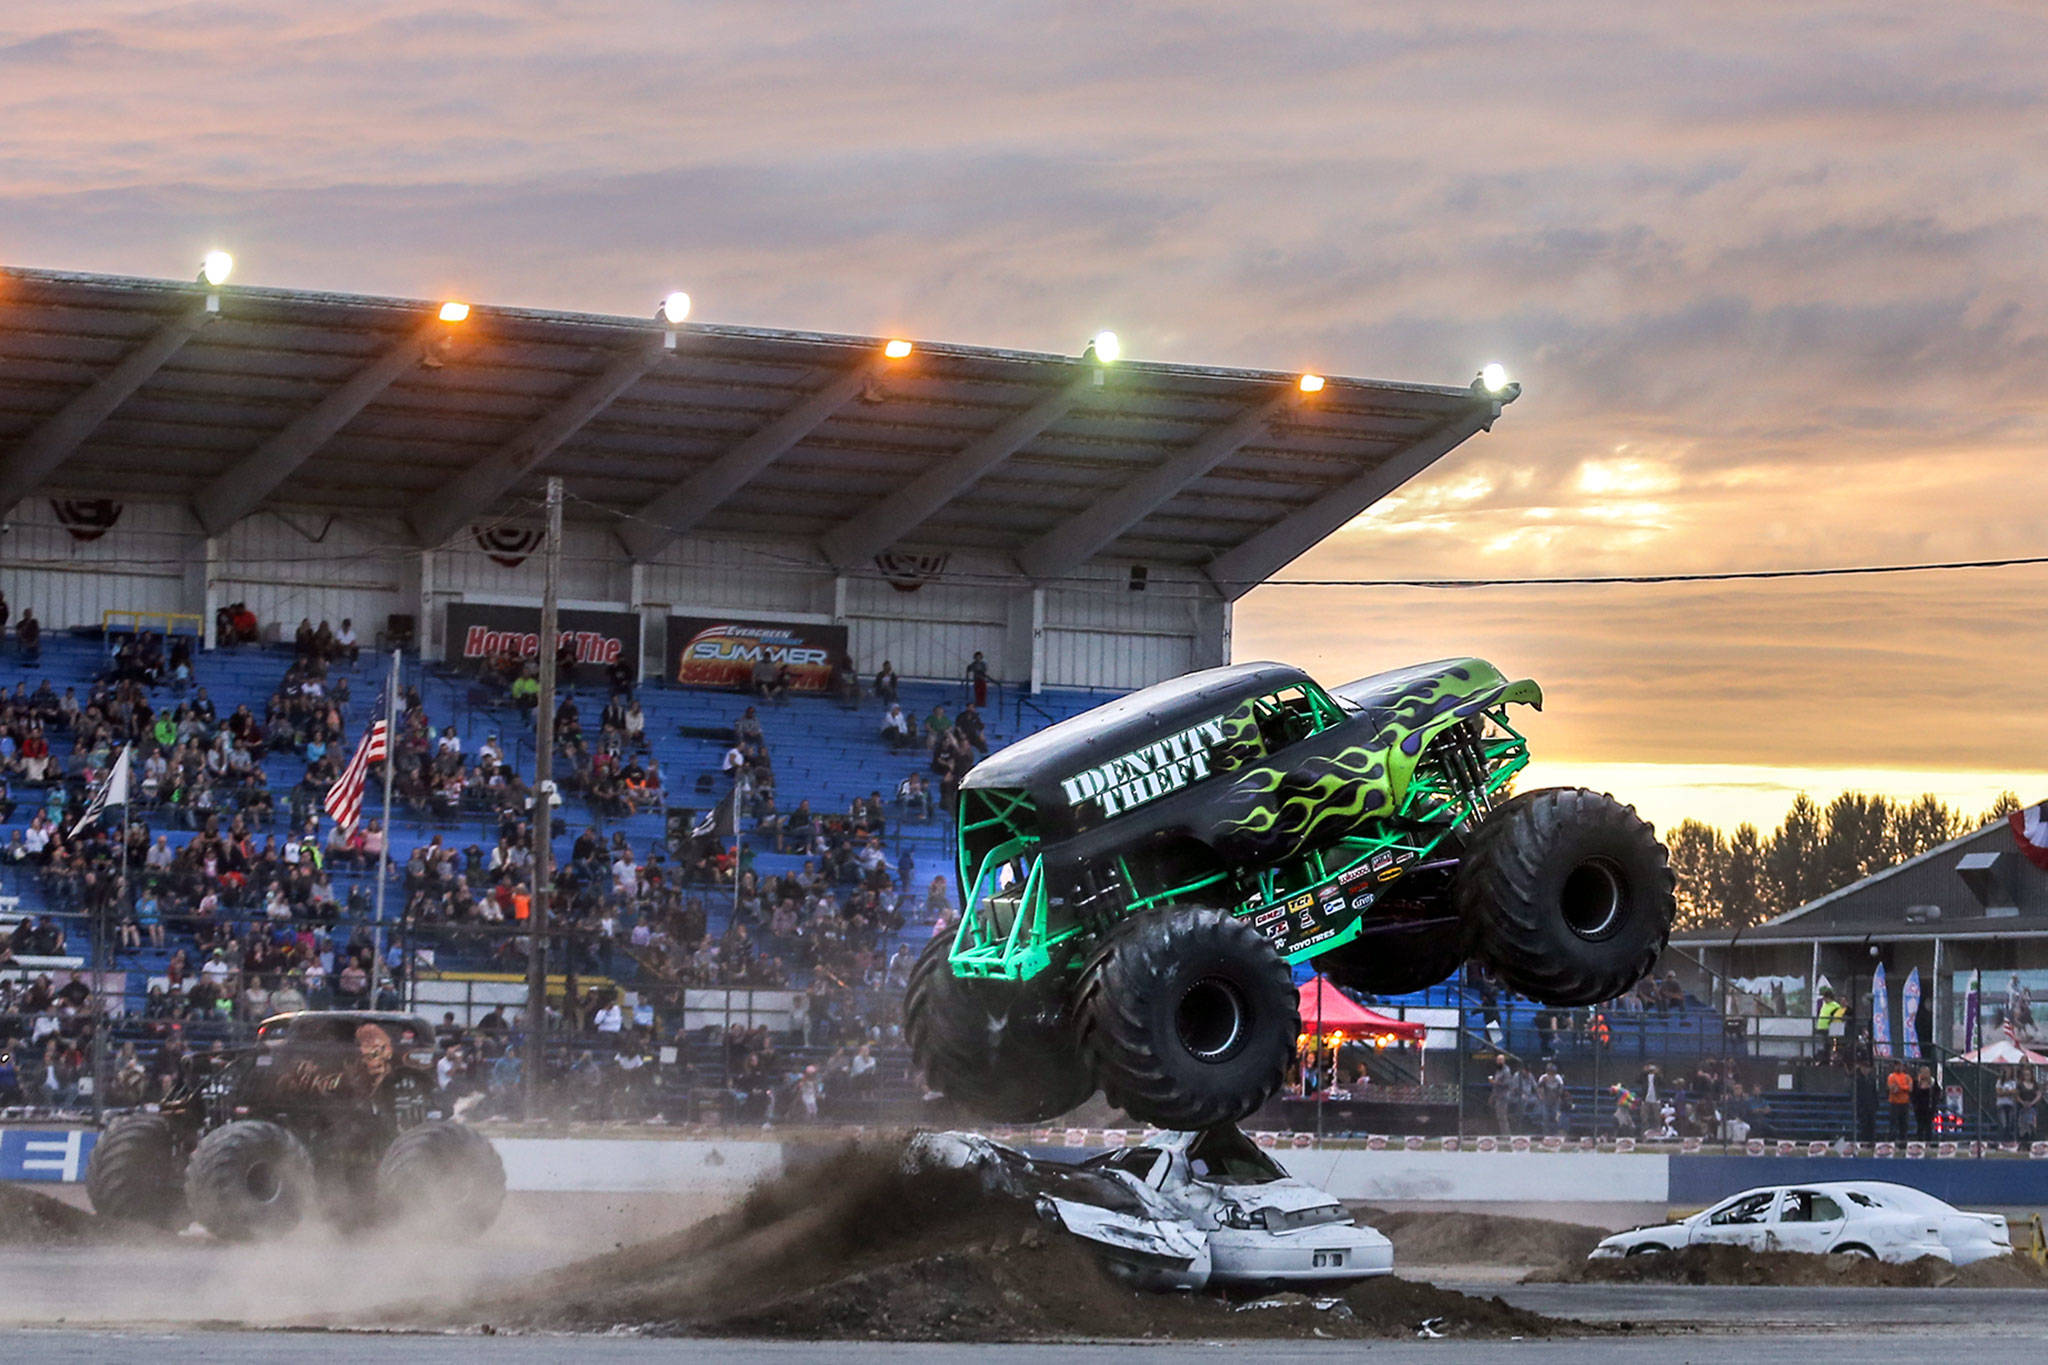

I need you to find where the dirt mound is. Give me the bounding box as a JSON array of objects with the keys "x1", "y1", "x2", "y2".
[
  {"x1": 1537, "y1": 1243, "x2": 2048, "y2": 1289},
  {"x1": 0, "y1": 1183, "x2": 100, "y2": 1243},
  {"x1": 1359, "y1": 1206, "x2": 1607, "y2": 1266},
  {"x1": 431, "y1": 1141, "x2": 1592, "y2": 1341}
]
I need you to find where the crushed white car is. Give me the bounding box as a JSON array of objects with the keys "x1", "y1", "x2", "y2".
[
  {"x1": 908, "y1": 1126, "x2": 1392, "y2": 1291},
  {"x1": 1591, "y1": 1181, "x2": 2012, "y2": 1265}
]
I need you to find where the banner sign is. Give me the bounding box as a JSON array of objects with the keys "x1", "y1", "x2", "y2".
[
  {"x1": 666, "y1": 615, "x2": 847, "y2": 693},
  {"x1": 443, "y1": 602, "x2": 640, "y2": 686},
  {"x1": 0, "y1": 1129, "x2": 97, "y2": 1182},
  {"x1": 1901, "y1": 967, "x2": 1922, "y2": 1060},
  {"x1": 1871, "y1": 962, "x2": 1892, "y2": 1058}
]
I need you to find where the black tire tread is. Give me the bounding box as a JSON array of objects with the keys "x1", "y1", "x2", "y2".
[
  {"x1": 904, "y1": 932, "x2": 1094, "y2": 1123},
  {"x1": 1458, "y1": 787, "x2": 1675, "y2": 1006},
  {"x1": 186, "y1": 1120, "x2": 314, "y2": 1241},
  {"x1": 377, "y1": 1120, "x2": 506, "y2": 1232},
  {"x1": 1074, "y1": 907, "x2": 1297, "y2": 1130},
  {"x1": 86, "y1": 1113, "x2": 188, "y2": 1231}
]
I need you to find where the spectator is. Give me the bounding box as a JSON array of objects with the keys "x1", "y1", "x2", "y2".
[
  {"x1": 956, "y1": 705, "x2": 988, "y2": 755},
  {"x1": 872, "y1": 661, "x2": 898, "y2": 706},
  {"x1": 1915, "y1": 1064, "x2": 1942, "y2": 1142},
  {"x1": 1885, "y1": 1059, "x2": 1914, "y2": 1143},
  {"x1": 336, "y1": 618, "x2": 359, "y2": 664},
  {"x1": 879, "y1": 703, "x2": 912, "y2": 750},
  {"x1": 16, "y1": 608, "x2": 39, "y2": 665},
  {"x1": 966, "y1": 650, "x2": 990, "y2": 708}
]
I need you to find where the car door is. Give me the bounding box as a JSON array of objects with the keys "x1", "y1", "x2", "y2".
[
  {"x1": 1690, "y1": 1190, "x2": 1780, "y2": 1251},
  {"x1": 1769, "y1": 1189, "x2": 1847, "y2": 1254}
]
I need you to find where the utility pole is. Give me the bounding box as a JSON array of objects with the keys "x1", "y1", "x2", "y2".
[{"x1": 524, "y1": 476, "x2": 562, "y2": 1120}]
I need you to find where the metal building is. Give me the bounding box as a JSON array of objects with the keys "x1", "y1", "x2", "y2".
[{"x1": 0, "y1": 265, "x2": 1517, "y2": 690}]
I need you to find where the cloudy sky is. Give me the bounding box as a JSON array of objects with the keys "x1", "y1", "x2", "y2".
[{"x1": 4, "y1": 1, "x2": 2043, "y2": 830}]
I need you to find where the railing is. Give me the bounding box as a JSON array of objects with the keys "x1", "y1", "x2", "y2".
[{"x1": 102, "y1": 609, "x2": 205, "y2": 638}]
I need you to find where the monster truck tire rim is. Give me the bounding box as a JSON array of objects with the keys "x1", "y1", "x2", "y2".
[
  {"x1": 1454, "y1": 787, "x2": 1677, "y2": 1008},
  {"x1": 1560, "y1": 857, "x2": 1625, "y2": 941},
  {"x1": 1075, "y1": 906, "x2": 1298, "y2": 1131},
  {"x1": 1176, "y1": 977, "x2": 1249, "y2": 1062},
  {"x1": 185, "y1": 1119, "x2": 315, "y2": 1241}
]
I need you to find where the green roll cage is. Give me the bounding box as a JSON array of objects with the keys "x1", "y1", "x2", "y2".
[{"x1": 949, "y1": 700, "x2": 1531, "y2": 982}]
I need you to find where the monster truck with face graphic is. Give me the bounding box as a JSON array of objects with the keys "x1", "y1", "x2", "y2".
[
  {"x1": 84, "y1": 1011, "x2": 503, "y2": 1240},
  {"x1": 906, "y1": 659, "x2": 1675, "y2": 1130}
]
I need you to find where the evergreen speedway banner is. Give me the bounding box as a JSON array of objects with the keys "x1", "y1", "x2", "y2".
[
  {"x1": 443, "y1": 602, "x2": 641, "y2": 686},
  {"x1": 666, "y1": 615, "x2": 847, "y2": 692}
]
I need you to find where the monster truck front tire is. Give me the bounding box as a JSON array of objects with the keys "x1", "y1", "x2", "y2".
[
  {"x1": 1075, "y1": 907, "x2": 1298, "y2": 1130},
  {"x1": 186, "y1": 1120, "x2": 316, "y2": 1241},
  {"x1": 377, "y1": 1121, "x2": 506, "y2": 1233},
  {"x1": 1456, "y1": 787, "x2": 1675, "y2": 1006},
  {"x1": 905, "y1": 931, "x2": 1095, "y2": 1123},
  {"x1": 86, "y1": 1113, "x2": 189, "y2": 1232}
]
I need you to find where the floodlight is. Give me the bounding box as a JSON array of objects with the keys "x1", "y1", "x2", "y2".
[
  {"x1": 1087, "y1": 330, "x2": 1121, "y2": 364},
  {"x1": 660, "y1": 291, "x2": 692, "y2": 325},
  {"x1": 199, "y1": 251, "x2": 234, "y2": 287},
  {"x1": 883, "y1": 338, "x2": 913, "y2": 359},
  {"x1": 1298, "y1": 373, "x2": 1325, "y2": 394},
  {"x1": 439, "y1": 301, "x2": 470, "y2": 323},
  {"x1": 1478, "y1": 362, "x2": 1511, "y2": 394}
]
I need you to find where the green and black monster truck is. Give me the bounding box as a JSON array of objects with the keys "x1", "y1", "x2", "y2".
[
  {"x1": 86, "y1": 1010, "x2": 504, "y2": 1240},
  {"x1": 907, "y1": 659, "x2": 1675, "y2": 1130}
]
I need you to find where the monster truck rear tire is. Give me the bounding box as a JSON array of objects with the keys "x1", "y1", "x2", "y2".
[
  {"x1": 377, "y1": 1121, "x2": 506, "y2": 1233},
  {"x1": 1315, "y1": 919, "x2": 1467, "y2": 997},
  {"x1": 905, "y1": 931, "x2": 1095, "y2": 1123},
  {"x1": 186, "y1": 1120, "x2": 316, "y2": 1241},
  {"x1": 1456, "y1": 788, "x2": 1675, "y2": 1006},
  {"x1": 86, "y1": 1113, "x2": 189, "y2": 1232},
  {"x1": 1075, "y1": 907, "x2": 1297, "y2": 1130}
]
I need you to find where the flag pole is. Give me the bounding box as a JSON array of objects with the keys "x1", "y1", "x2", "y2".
[
  {"x1": 371, "y1": 649, "x2": 399, "y2": 1007},
  {"x1": 92, "y1": 744, "x2": 129, "y2": 1123}
]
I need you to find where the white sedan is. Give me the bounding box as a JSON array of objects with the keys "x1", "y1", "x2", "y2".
[
  {"x1": 909, "y1": 1126, "x2": 1392, "y2": 1291},
  {"x1": 1592, "y1": 1181, "x2": 2011, "y2": 1265}
]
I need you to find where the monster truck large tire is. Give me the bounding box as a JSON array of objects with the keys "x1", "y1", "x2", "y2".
[
  {"x1": 85, "y1": 1113, "x2": 189, "y2": 1231},
  {"x1": 376, "y1": 1121, "x2": 506, "y2": 1233},
  {"x1": 1075, "y1": 907, "x2": 1298, "y2": 1130},
  {"x1": 1314, "y1": 919, "x2": 1467, "y2": 997},
  {"x1": 905, "y1": 931, "x2": 1094, "y2": 1123},
  {"x1": 1456, "y1": 787, "x2": 1675, "y2": 1006},
  {"x1": 186, "y1": 1120, "x2": 316, "y2": 1241}
]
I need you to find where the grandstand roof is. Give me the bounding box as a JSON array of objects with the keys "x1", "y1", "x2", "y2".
[{"x1": 0, "y1": 265, "x2": 1516, "y2": 596}]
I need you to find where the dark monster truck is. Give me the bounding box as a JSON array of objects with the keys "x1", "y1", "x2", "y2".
[
  {"x1": 85, "y1": 1011, "x2": 504, "y2": 1240},
  {"x1": 907, "y1": 659, "x2": 1675, "y2": 1130}
]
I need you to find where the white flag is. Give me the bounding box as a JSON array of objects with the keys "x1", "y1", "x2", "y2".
[{"x1": 70, "y1": 745, "x2": 131, "y2": 837}]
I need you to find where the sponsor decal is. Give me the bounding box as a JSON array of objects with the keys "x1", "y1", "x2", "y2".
[
  {"x1": 1254, "y1": 906, "x2": 1285, "y2": 927},
  {"x1": 1349, "y1": 892, "x2": 1376, "y2": 912},
  {"x1": 1058, "y1": 715, "x2": 1231, "y2": 820},
  {"x1": 1284, "y1": 893, "x2": 1314, "y2": 913},
  {"x1": 1338, "y1": 863, "x2": 1371, "y2": 887},
  {"x1": 668, "y1": 615, "x2": 848, "y2": 692},
  {"x1": 444, "y1": 602, "x2": 640, "y2": 685},
  {"x1": 1297, "y1": 910, "x2": 1316, "y2": 930}
]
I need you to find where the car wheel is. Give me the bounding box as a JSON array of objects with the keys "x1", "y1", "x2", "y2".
[
  {"x1": 1075, "y1": 907, "x2": 1297, "y2": 1130},
  {"x1": 1833, "y1": 1243, "x2": 1878, "y2": 1260},
  {"x1": 1625, "y1": 1242, "x2": 1671, "y2": 1257}
]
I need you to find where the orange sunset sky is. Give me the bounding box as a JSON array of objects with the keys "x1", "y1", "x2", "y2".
[{"x1": 2, "y1": 2, "x2": 2041, "y2": 833}]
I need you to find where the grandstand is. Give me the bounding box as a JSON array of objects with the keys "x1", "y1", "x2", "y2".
[{"x1": 0, "y1": 262, "x2": 1525, "y2": 1125}]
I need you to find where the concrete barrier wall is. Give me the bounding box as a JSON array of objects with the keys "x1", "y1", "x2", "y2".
[
  {"x1": 1668, "y1": 1155, "x2": 2048, "y2": 1206},
  {"x1": 495, "y1": 1137, "x2": 784, "y2": 1194},
  {"x1": 1279, "y1": 1148, "x2": 1671, "y2": 1203}
]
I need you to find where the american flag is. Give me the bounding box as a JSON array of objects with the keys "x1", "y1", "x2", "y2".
[{"x1": 324, "y1": 719, "x2": 388, "y2": 831}]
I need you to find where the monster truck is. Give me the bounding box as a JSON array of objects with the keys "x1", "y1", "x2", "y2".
[
  {"x1": 907, "y1": 658, "x2": 1675, "y2": 1130},
  {"x1": 85, "y1": 1011, "x2": 504, "y2": 1240}
]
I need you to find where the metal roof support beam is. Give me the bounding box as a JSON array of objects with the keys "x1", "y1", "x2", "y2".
[
  {"x1": 819, "y1": 372, "x2": 1093, "y2": 570},
  {"x1": 1201, "y1": 406, "x2": 1497, "y2": 601},
  {"x1": 195, "y1": 320, "x2": 443, "y2": 535},
  {"x1": 1015, "y1": 388, "x2": 1298, "y2": 582},
  {"x1": 620, "y1": 361, "x2": 878, "y2": 562},
  {"x1": 0, "y1": 299, "x2": 215, "y2": 519},
  {"x1": 411, "y1": 342, "x2": 664, "y2": 548}
]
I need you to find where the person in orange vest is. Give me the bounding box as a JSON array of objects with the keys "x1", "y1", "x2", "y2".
[{"x1": 1885, "y1": 1059, "x2": 1914, "y2": 1143}]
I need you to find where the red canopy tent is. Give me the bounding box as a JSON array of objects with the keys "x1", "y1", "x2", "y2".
[{"x1": 1297, "y1": 976, "x2": 1426, "y2": 1041}]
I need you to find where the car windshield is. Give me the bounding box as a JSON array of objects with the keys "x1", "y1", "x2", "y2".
[
  {"x1": 1082, "y1": 1148, "x2": 1166, "y2": 1184},
  {"x1": 1186, "y1": 1127, "x2": 1285, "y2": 1184}
]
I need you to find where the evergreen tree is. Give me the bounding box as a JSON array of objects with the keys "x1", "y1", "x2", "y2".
[{"x1": 1666, "y1": 819, "x2": 1728, "y2": 931}]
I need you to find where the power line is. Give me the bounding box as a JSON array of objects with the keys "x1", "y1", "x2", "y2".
[{"x1": 1255, "y1": 554, "x2": 2048, "y2": 590}]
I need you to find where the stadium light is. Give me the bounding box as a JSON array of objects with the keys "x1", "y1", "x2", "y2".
[
  {"x1": 439, "y1": 300, "x2": 470, "y2": 323},
  {"x1": 1298, "y1": 373, "x2": 1325, "y2": 394},
  {"x1": 883, "y1": 338, "x2": 914, "y2": 360},
  {"x1": 198, "y1": 250, "x2": 234, "y2": 288},
  {"x1": 1477, "y1": 362, "x2": 1511, "y2": 394},
  {"x1": 660, "y1": 291, "x2": 692, "y2": 325},
  {"x1": 1085, "y1": 330, "x2": 1121, "y2": 364}
]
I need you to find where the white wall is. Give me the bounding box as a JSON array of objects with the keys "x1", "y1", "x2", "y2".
[{"x1": 0, "y1": 498, "x2": 196, "y2": 630}]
